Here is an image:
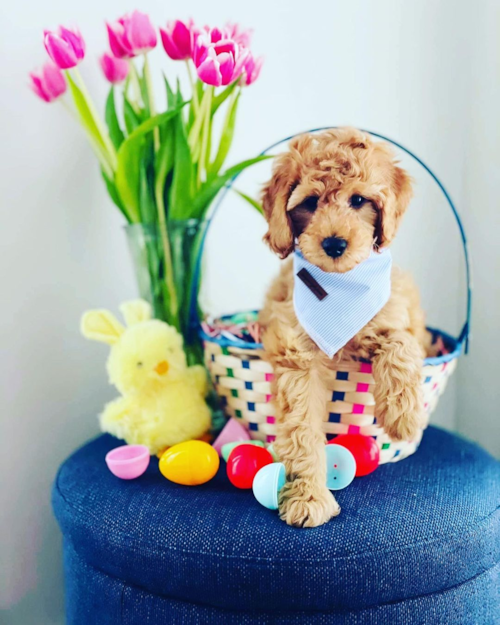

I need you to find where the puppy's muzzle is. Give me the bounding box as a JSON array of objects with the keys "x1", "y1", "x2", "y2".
[{"x1": 322, "y1": 236, "x2": 348, "y2": 258}]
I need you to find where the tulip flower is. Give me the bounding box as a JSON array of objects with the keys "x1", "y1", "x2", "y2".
[
  {"x1": 193, "y1": 30, "x2": 249, "y2": 87},
  {"x1": 224, "y1": 23, "x2": 253, "y2": 48},
  {"x1": 242, "y1": 54, "x2": 263, "y2": 86},
  {"x1": 44, "y1": 26, "x2": 86, "y2": 69},
  {"x1": 160, "y1": 19, "x2": 196, "y2": 61},
  {"x1": 29, "y1": 61, "x2": 67, "y2": 102},
  {"x1": 106, "y1": 10, "x2": 157, "y2": 59},
  {"x1": 99, "y1": 52, "x2": 129, "y2": 84}
]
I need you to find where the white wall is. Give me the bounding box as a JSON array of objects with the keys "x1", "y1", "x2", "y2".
[
  {"x1": 1, "y1": 1, "x2": 497, "y2": 623},
  {"x1": 455, "y1": 0, "x2": 500, "y2": 460}
]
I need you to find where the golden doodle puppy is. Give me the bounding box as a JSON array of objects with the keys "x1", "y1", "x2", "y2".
[{"x1": 259, "y1": 128, "x2": 431, "y2": 528}]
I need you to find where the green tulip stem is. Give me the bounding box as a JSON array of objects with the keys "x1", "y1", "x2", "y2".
[
  {"x1": 143, "y1": 54, "x2": 160, "y2": 152},
  {"x1": 199, "y1": 86, "x2": 213, "y2": 184},
  {"x1": 155, "y1": 187, "x2": 179, "y2": 329},
  {"x1": 72, "y1": 67, "x2": 117, "y2": 170},
  {"x1": 127, "y1": 61, "x2": 143, "y2": 112},
  {"x1": 185, "y1": 60, "x2": 199, "y2": 112},
  {"x1": 188, "y1": 86, "x2": 210, "y2": 154},
  {"x1": 60, "y1": 83, "x2": 113, "y2": 178}
]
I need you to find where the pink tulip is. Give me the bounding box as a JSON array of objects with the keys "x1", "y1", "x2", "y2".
[
  {"x1": 193, "y1": 30, "x2": 249, "y2": 87},
  {"x1": 192, "y1": 27, "x2": 226, "y2": 66},
  {"x1": 29, "y1": 62, "x2": 67, "y2": 102},
  {"x1": 99, "y1": 52, "x2": 129, "y2": 84},
  {"x1": 44, "y1": 26, "x2": 85, "y2": 69},
  {"x1": 224, "y1": 23, "x2": 253, "y2": 48},
  {"x1": 242, "y1": 54, "x2": 263, "y2": 86},
  {"x1": 106, "y1": 10, "x2": 157, "y2": 59},
  {"x1": 160, "y1": 19, "x2": 196, "y2": 61}
]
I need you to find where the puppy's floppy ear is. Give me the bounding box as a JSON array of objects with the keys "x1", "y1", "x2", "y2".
[
  {"x1": 375, "y1": 164, "x2": 413, "y2": 248},
  {"x1": 262, "y1": 152, "x2": 297, "y2": 259}
]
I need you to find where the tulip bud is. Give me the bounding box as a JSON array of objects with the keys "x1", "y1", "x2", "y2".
[
  {"x1": 29, "y1": 62, "x2": 67, "y2": 103},
  {"x1": 160, "y1": 20, "x2": 196, "y2": 61},
  {"x1": 99, "y1": 52, "x2": 129, "y2": 84},
  {"x1": 224, "y1": 23, "x2": 253, "y2": 48},
  {"x1": 106, "y1": 10, "x2": 157, "y2": 59},
  {"x1": 242, "y1": 54, "x2": 264, "y2": 86},
  {"x1": 44, "y1": 26, "x2": 85, "y2": 69}
]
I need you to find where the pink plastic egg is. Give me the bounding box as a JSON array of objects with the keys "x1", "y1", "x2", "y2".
[{"x1": 105, "y1": 445, "x2": 150, "y2": 479}]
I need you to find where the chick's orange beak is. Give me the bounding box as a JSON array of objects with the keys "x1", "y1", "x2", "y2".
[{"x1": 154, "y1": 360, "x2": 169, "y2": 376}]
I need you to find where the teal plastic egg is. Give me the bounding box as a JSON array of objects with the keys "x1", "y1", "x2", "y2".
[
  {"x1": 252, "y1": 462, "x2": 286, "y2": 510},
  {"x1": 325, "y1": 444, "x2": 356, "y2": 490}
]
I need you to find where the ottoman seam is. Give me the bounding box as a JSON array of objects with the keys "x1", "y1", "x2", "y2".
[{"x1": 77, "y1": 550, "x2": 500, "y2": 617}]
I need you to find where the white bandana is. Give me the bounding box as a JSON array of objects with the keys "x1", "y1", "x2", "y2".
[{"x1": 293, "y1": 248, "x2": 392, "y2": 358}]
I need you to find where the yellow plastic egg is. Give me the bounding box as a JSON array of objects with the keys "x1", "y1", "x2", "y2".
[{"x1": 159, "y1": 440, "x2": 220, "y2": 486}]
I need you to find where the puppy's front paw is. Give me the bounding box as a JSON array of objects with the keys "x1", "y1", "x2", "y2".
[
  {"x1": 376, "y1": 383, "x2": 425, "y2": 442},
  {"x1": 279, "y1": 480, "x2": 340, "y2": 528}
]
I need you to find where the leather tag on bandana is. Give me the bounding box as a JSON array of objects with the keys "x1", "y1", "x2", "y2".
[{"x1": 296, "y1": 268, "x2": 328, "y2": 301}]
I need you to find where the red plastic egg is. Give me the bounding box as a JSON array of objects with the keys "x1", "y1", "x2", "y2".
[
  {"x1": 226, "y1": 445, "x2": 274, "y2": 489},
  {"x1": 328, "y1": 434, "x2": 380, "y2": 477}
]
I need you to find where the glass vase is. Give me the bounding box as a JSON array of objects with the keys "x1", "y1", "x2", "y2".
[{"x1": 125, "y1": 219, "x2": 209, "y2": 366}]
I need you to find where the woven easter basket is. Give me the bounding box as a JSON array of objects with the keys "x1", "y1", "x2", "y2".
[
  {"x1": 198, "y1": 128, "x2": 471, "y2": 465},
  {"x1": 203, "y1": 317, "x2": 459, "y2": 464}
]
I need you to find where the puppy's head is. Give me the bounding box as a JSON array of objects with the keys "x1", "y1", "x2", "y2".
[{"x1": 262, "y1": 128, "x2": 413, "y2": 272}]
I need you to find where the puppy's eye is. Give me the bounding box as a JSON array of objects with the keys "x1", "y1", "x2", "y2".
[
  {"x1": 302, "y1": 196, "x2": 319, "y2": 211},
  {"x1": 350, "y1": 194, "x2": 367, "y2": 209}
]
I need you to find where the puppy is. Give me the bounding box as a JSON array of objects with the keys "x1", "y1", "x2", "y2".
[{"x1": 259, "y1": 128, "x2": 430, "y2": 528}]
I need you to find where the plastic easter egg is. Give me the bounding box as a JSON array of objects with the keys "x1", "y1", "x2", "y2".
[
  {"x1": 212, "y1": 418, "x2": 250, "y2": 455},
  {"x1": 324, "y1": 444, "x2": 356, "y2": 490},
  {"x1": 253, "y1": 462, "x2": 286, "y2": 510},
  {"x1": 227, "y1": 445, "x2": 274, "y2": 489},
  {"x1": 221, "y1": 440, "x2": 265, "y2": 462},
  {"x1": 105, "y1": 444, "x2": 150, "y2": 480},
  {"x1": 159, "y1": 440, "x2": 220, "y2": 486},
  {"x1": 328, "y1": 434, "x2": 380, "y2": 477}
]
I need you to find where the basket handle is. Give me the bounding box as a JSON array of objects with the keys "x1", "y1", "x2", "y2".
[{"x1": 190, "y1": 128, "x2": 471, "y2": 353}]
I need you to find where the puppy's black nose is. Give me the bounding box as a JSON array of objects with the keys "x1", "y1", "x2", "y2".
[{"x1": 322, "y1": 236, "x2": 348, "y2": 258}]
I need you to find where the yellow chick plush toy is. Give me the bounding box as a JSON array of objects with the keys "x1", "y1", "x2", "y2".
[{"x1": 81, "y1": 299, "x2": 211, "y2": 455}]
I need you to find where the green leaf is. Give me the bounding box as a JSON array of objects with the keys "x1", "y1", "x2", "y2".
[
  {"x1": 139, "y1": 161, "x2": 156, "y2": 223},
  {"x1": 168, "y1": 113, "x2": 195, "y2": 220},
  {"x1": 211, "y1": 81, "x2": 238, "y2": 114},
  {"x1": 164, "y1": 75, "x2": 176, "y2": 109},
  {"x1": 209, "y1": 90, "x2": 240, "y2": 178},
  {"x1": 105, "y1": 87, "x2": 125, "y2": 150},
  {"x1": 127, "y1": 104, "x2": 188, "y2": 142},
  {"x1": 233, "y1": 188, "x2": 264, "y2": 216},
  {"x1": 154, "y1": 119, "x2": 175, "y2": 213},
  {"x1": 115, "y1": 103, "x2": 187, "y2": 222},
  {"x1": 123, "y1": 96, "x2": 141, "y2": 134},
  {"x1": 160, "y1": 76, "x2": 179, "y2": 145},
  {"x1": 187, "y1": 80, "x2": 205, "y2": 131},
  {"x1": 191, "y1": 155, "x2": 273, "y2": 218},
  {"x1": 100, "y1": 168, "x2": 131, "y2": 221},
  {"x1": 66, "y1": 73, "x2": 108, "y2": 157}
]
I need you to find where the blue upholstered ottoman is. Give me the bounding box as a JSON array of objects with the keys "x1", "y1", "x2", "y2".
[{"x1": 52, "y1": 426, "x2": 500, "y2": 624}]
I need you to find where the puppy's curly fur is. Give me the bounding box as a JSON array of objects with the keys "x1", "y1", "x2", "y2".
[{"x1": 259, "y1": 128, "x2": 431, "y2": 528}]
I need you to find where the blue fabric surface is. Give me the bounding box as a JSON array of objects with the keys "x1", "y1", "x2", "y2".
[
  {"x1": 53, "y1": 426, "x2": 500, "y2": 622},
  {"x1": 63, "y1": 539, "x2": 500, "y2": 625}
]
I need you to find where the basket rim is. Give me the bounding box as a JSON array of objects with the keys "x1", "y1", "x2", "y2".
[{"x1": 199, "y1": 312, "x2": 463, "y2": 366}]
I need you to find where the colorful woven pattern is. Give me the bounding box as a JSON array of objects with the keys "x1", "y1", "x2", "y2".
[{"x1": 203, "y1": 315, "x2": 459, "y2": 465}]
